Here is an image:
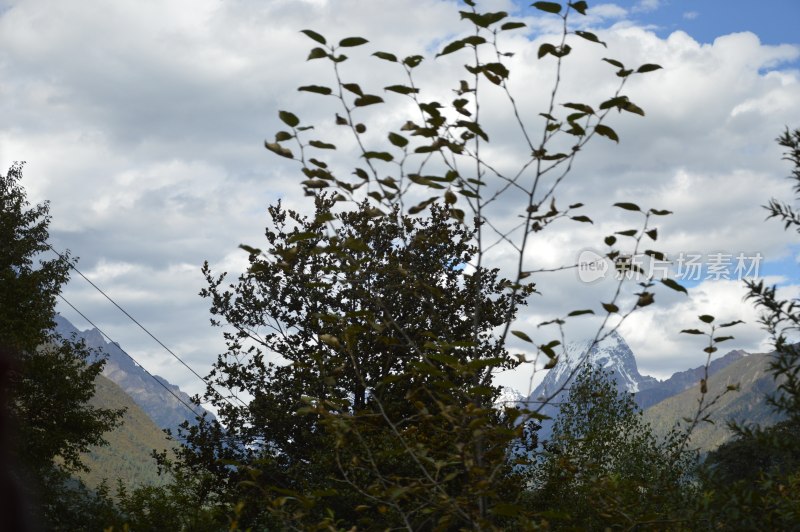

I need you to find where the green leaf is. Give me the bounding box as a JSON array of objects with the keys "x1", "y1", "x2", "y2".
[
  {"x1": 644, "y1": 249, "x2": 666, "y2": 261},
  {"x1": 602, "y1": 57, "x2": 624, "y2": 69},
  {"x1": 650, "y1": 208, "x2": 673, "y2": 216},
  {"x1": 342, "y1": 83, "x2": 364, "y2": 96},
  {"x1": 719, "y1": 320, "x2": 744, "y2": 328},
  {"x1": 459, "y1": 10, "x2": 508, "y2": 28},
  {"x1": 438, "y1": 39, "x2": 467, "y2": 57},
  {"x1": 300, "y1": 29, "x2": 326, "y2": 45},
  {"x1": 567, "y1": 309, "x2": 594, "y2": 317},
  {"x1": 384, "y1": 84, "x2": 419, "y2": 95},
  {"x1": 681, "y1": 329, "x2": 704, "y2": 335},
  {"x1": 501, "y1": 21, "x2": 526, "y2": 30},
  {"x1": 622, "y1": 101, "x2": 646, "y2": 116},
  {"x1": 660, "y1": 278, "x2": 688, "y2": 295},
  {"x1": 264, "y1": 141, "x2": 293, "y2": 159},
  {"x1": 279, "y1": 110, "x2": 300, "y2": 128},
  {"x1": 699, "y1": 315, "x2": 715, "y2": 324},
  {"x1": 563, "y1": 102, "x2": 594, "y2": 114},
  {"x1": 307, "y1": 47, "x2": 328, "y2": 60},
  {"x1": 613, "y1": 202, "x2": 641, "y2": 212},
  {"x1": 714, "y1": 336, "x2": 735, "y2": 343},
  {"x1": 532, "y1": 1, "x2": 562, "y2": 14},
  {"x1": 569, "y1": 1, "x2": 588, "y2": 15},
  {"x1": 403, "y1": 55, "x2": 424, "y2": 68},
  {"x1": 373, "y1": 51, "x2": 398, "y2": 62},
  {"x1": 388, "y1": 132, "x2": 408, "y2": 148},
  {"x1": 309, "y1": 140, "x2": 336, "y2": 150},
  {"x1": 354, "y1": 94, "x2": 384, "y2": 107},
  {"x1": 275, "y1": 131, "x2": 293, "y2": 141},
  {"x1": 339, "y1": 36, "x2": 368, "y2": 47},
  {"x1": 595, "y1": 124, "x2": 619, "y2": 142},
  {"x1": 637, "y1": 63, "x2": 663, "y2": 73},
  {"x1": 602, "y1": 302, "x2": 619, "y2": 314},
  {"x1": 298, "y1": 85, "x2": 332, "y2": 95},
  {"x1": 301, "y1": 179, "x2": 328, "y2": 189},
  {"x1": 538, "y1": 43, "x2": 557, "y2": 59},
  {"x1": 238, "y1": 244, "x2": 262, "y2": 255},
  {"x1": 571, "y1": 215, "x2": 593, "y2": 223},
  {"x1": 363, "y1": 151, "x2": 393, "y2": 162},
  {"x1": 512, "y1": 330, "x2": 534, "y2": 343},
  {"x1": 575, "y1": 30, "x2": 606, "y2": 47}
]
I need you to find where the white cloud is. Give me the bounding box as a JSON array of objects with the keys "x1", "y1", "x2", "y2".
[
  {"x1": 2, "y1": 0, "x2": 799, "y2": 400},
  {"x1": 683, "y1": 11, "x2": 699, "y2": 20}
]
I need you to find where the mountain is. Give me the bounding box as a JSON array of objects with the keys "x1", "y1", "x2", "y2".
[
  {"x1": 644, "y1": 351, "x2": 783, "y2": 451},
  {"x1": 53, "y1": 314, "x2": 213, "y2": 436},
  {"x1": 523, "y1": 331, "x2": 659, "y2": 439},
  {"x1": 80, "y1": 373, "x2": 176, "y2": 491},
  {"x1": 635, "y1": 349, "x2": 748, "y2": 410}
]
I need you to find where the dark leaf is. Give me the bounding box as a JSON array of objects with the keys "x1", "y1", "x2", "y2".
[
  {"x1": 363, "y1": 151, "x2": 394, "y2": 162},
  {"x1": 574, "y1": 30, "x2": 606, "y2": 47},
  {"x1": 501, "y1": 21, "x2": 527, "y2": 30},
  {"x1": 279, "y1": 110, "x2": 300, "y2": 128},
  {"x1": 309, "y1": 140, "x2": 336, "y2": 150},
  {"x1": 339, "y1": 37, "x2": 368, "y2": 47},
  {"x1": 613, "y1": 202, "x2": 641, "y2": 212},
  {"x1": 602, "y1": 302, "x2": 619, "y2": 313},
  {"x1": 298, "y1": 85, "x2": 332, "y2": 95},
  {"x1": 637, "y1": 63, "x2": 663, "y2": 73},
  {"x1": 512, "y1": 330, "x2": 534, "y2": 343},
  {"x1": 354, "y1": 94, "x2": 384, "y2": 107},
  {"x1": 571, "y1": 215, "x2": 593, "y2": 223},
  {"x1": 300, "y1": 29, "x2": 326, "y2": 45},
  {"x1": 307, "y1": 47, "x2": 328, "y2": 60},
  {"x1": 569, "y1": 1, "x2": 588, "y2": 14},
  {"x1": 699, "y1": 315, "x2": 715, "y2": 323},
  {"x1": 681, "y1": 329, "x2": 705, "y2": 335},
  {"x1": 567, "y1": 309, "x2": 594, "y2": 317},
  {"x1": 384, "y1": 84, "x2": 419, "y2": 95},
  {"x1": 595, "y1": 124, "x2": 619, "y2": 142},
  {"x1": 532, "y1": 1, "x2": 562, "y2": 14},
  {"x1": 388, "y1": 132, "x2": 408, "y2": 148},
  {"x1": 264, "y1": 141, "x2": 293, "y2": 159},
  {"x1": 660, "y1": 278, "x2": 688, "y2": 294},
  {"x1": 373, "y1": 51, "x2": 398, "y2": 62}
]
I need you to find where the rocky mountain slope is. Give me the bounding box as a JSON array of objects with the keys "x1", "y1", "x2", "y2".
[
  {"x1": 644, "y1": 351, "x2": 782, "y2": 451},
  {"x1": 54, "y1": 314, "x2": 213, "y2": 436}
]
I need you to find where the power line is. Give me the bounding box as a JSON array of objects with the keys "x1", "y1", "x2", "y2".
[
  {"x1": 57, "y1": 293, "x2": 204, "y2": 427},
  {"x1": 48, "y1": 244, "x2": 249, "y2": 410}
]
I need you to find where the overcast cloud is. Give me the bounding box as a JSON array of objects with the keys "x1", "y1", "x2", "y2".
[{"x1": 2, "y1": 0, "x2": 799, "y2": 399}]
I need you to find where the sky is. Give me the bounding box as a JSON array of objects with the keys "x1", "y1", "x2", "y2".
[{"x1": 2, "y1": 0, "x2": 800, "y2": 401}]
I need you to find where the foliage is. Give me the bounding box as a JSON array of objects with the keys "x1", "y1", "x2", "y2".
[
  {"x1": 528, "y1": 366, "x2": 696, "y2": 529},
  {"x1": 0, "y1": 162, "x2": 123, "y2": 529},
  {"x1": 695, "y1": 128, "x2": 800, "y2": 529},
  {"x1": 171, "y1": 1, "x2": 685, "y2": 529}
]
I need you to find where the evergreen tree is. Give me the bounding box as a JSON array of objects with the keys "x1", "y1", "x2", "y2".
[{"x1": 0, "y1": 163, "x2": 123, "y2": 530}]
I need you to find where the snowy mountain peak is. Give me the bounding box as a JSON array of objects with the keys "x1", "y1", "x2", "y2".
[{"x1": 533, "y1": 330, "x2": 657, "y2": 400}]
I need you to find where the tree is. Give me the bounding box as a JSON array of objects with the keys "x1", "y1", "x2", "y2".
[
  {"x1": 171, "y1": 1, "x2": 676, "y2": 529},
  {"x1": 697, "y1": 128, "x2": 800, "y2": 529},
  {"x1": 177, "y1": 198, "x2": 533, "y2": 528},
  {"x1": 0, "y1": 162, "x2": 123, "y2": 530},
  {"x1": 528, "y1": 365, "x2": 694, "y2": 529}
]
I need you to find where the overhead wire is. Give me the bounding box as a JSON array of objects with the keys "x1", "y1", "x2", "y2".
[
  {"x1": 57, "y1": 292, "x2": 204, "y2": 429},
  {"x1": 47, "y1": 243, "x2": 250, "y2": 410}
]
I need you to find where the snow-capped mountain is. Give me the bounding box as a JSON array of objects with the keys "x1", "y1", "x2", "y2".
[
  {"x1": 531, "y1": 330, "x2": 658, "y2": 402},
  {"x1": 518, "y1": 330, "x2": 658, "y2": 440}
]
